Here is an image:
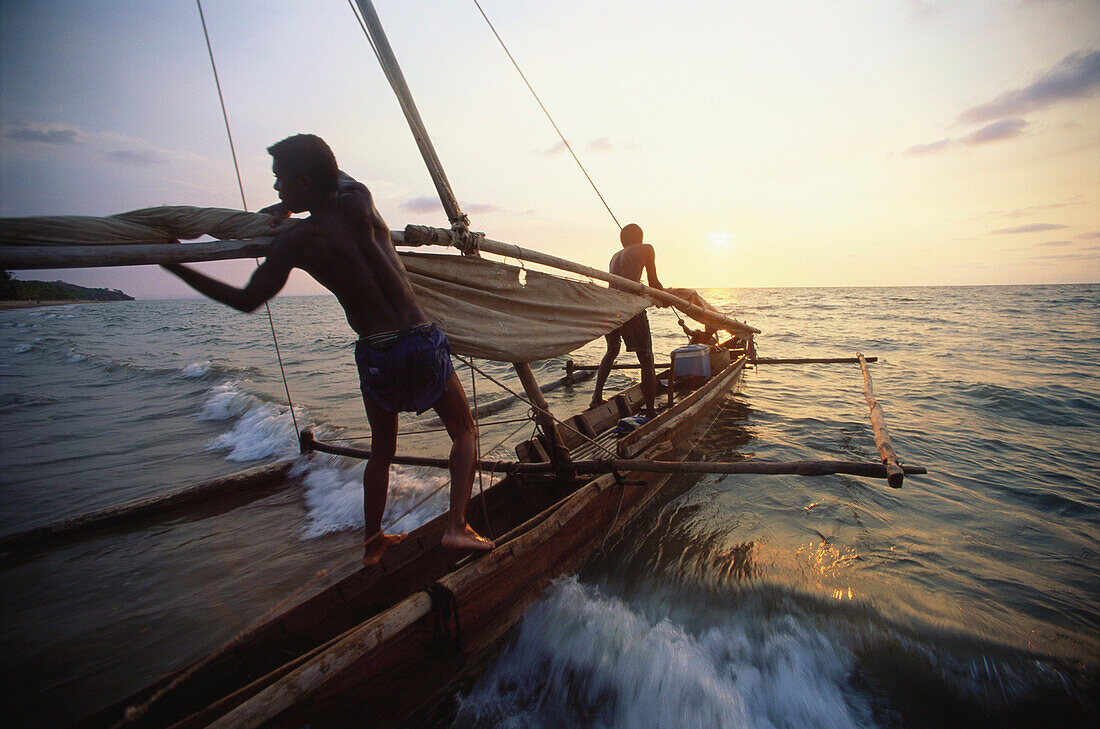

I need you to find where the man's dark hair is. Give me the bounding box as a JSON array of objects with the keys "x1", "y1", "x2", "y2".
[
  {"x1": 620, "y1": 223, "x2": 643, "y2": 246},
  {"x1": 267, "y1": 134, "x2": 339, "y2": 192}
]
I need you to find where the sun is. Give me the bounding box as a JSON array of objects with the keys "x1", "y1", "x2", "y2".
[{"x1": 707, "y1": 232, "x2": 733, "y2": 249}]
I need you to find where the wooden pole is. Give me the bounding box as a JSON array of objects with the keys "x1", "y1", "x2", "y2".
[
  {"x1": 351, "y1": 0, "x2": 468, "y2": 229},
  {"x1": 753, "y1": 356, "x2": 876, "y2": 365},
  {"x1": 856, "y1": 353, "x2": 906, "y2": 488},
  {"x1": 0, "y1": 239, "x2": 273, "y2": 269},
  {"x1": 0, "y1": 460, "x2": 294, "y2": 552},
  {"x1": 301, "y1": 435, "x2": 926, "y2": 481},
  {"x1": 512, "y1": 363, "x2": 570, "y2": 465}
]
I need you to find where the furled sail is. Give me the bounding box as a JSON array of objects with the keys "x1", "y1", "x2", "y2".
[
  {"x1": 402, "y1": 253, "x2": 649, "y2": 362},
  {"x1": 0, "y1": 208, "x2": 652, "y2": 363}
]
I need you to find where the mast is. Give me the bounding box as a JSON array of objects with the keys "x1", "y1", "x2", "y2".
[{"x1": 353, "y1": 0, "x2": 471, "y2": 235}]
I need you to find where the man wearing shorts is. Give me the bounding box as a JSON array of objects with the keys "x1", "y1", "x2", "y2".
[
  {"x1": 590, "y1": 223, "x2": 664, "y2": 418},
  {"x1": 162, "y1": 134, "x2": 493, "y2": 567}
]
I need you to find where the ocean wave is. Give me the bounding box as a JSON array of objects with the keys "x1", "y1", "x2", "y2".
[
  {"x1": 953, "y1": 381, "x2": 1099, "y2": 427},
  {"x1": 454, "y1": 577, "x2": 1098, "y2": 729},
  {"x1": 201, "y1": 380, "x2": 306, "y2": 461},
  {"x1": 296, "y1": 456, "x2": 452, "y2": 539}
]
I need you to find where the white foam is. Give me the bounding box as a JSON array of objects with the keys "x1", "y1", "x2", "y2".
[
  {"x1": 455, "y1": 577, "x2": 877, "y2": 729},
  {"x1": 181, "y1": 360, "x2": 212, "y2": 378},
  {"x1": 201, "y1": 380, "x2": 304, "y2": 461},
  {"x1": 297, "y1": 457, "x2": 451, "y2": 539}
]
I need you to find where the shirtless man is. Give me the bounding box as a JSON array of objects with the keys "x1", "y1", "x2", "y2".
[
  {"x1": 590, "y1": 223, "x2": 663, "y2": 418},
  {"x1": 162, "y1": 134, "x2": 493, "y2": 566}
]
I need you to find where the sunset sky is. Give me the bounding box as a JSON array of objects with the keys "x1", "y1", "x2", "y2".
[{"x1": 1, "y1": 0, "x2": 1097, "y2": 298}]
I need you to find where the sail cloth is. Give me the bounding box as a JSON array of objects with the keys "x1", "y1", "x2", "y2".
[
  {"x1": 402, "y1": 253, "x2": 650, "y2": 362},
  {"x1": 0, "y1": 207, "x2": 295, "y2": 246},
  {"x1": 0, "y1": 207, "x2": 652, "y2": 363}
]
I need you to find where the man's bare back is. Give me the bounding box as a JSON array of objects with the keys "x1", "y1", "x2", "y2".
[{"x1": 269, "y1": 177, "x2": 425, "y2": 337}]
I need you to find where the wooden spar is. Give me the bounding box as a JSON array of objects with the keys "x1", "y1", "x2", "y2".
[
  {"x1": 402, "y1": 225, "x2": 760, "y2": 335},
  {"x1": 300, "y1": 434, "x2": 926, "y2": 480},
  {"x1": 512, "y1": 363, "x2": 570, "y2": 465},
  {"x1": 0, "y1": 460, "x2": 294, "y2": 553},
  {"x1": 351, "y1": 0, "x2": 467, "y2": 230},
  {"x1": 754, "y1": 356, "x2": 876, "y2": 365},
  {"x1": 0, "y1": 239, "x2": 274, "y2": 269},
  {"x1": 1, "y1": 230, "x2": 760, "y2": 336},
  {"x1": 857, "y1": 353, "x2": 906, "y2": 488}
]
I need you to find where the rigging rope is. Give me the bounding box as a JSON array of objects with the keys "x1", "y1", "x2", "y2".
[
  {"x1": 196, "y1": 0, "x2": 300, "y2": 439},
  {"x1": 472, "y1": 0, "x2": 621, "y2": 230}
]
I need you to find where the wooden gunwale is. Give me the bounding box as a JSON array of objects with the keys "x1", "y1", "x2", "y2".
[{"x1": 80, "y1": 342, "x2": 746, "y2": 729}]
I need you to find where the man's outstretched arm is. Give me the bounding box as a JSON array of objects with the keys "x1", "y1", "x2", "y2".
[{"x1": 162, "y1": 252, "x2": 291, "y2": 313}]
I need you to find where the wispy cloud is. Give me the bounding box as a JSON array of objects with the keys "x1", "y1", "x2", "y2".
[
  {"x1": 586, "y1": 138, "x2": 613, "y2": 154},
  {"x1": 959, "y1": 50, "x2": 1100, "y2": 124},
  {"x1": 401, "y1": 196, "x2": 443, "y2": 214},
  {"x1": 1077, "y1": 231, "x2": 1100, "y2": 240},
  {"x1": 907, "y1": 49, "x2": 1098, "y2": 155},
  {"x1": 904, "y1": 118, "x2": 1028, "y2": 155},
  {"x1": 1038, "y1": 240, "x2": 1073, "y2": 246},
  {"x1": 3, "y1": 124, "x2": 80, "y2": 145},
  {"x1": 466, "y1": 203, "x2": 501, "y2": 215},
  {"x1": 400, "y1": 197, "x2": 499, "y2": 216},
  {"x1": 542, "y1": 138, "x2": 620, "y2": 156},
  {"x1": 106, "y1": 149, "x2": 167, "y2": 166},
  {"x1": 961, "y1": 118, "x2": 1028, "y2": 144},
  {"x1": 992, "y1": 223, "x2": 1070, "y2": 234}
]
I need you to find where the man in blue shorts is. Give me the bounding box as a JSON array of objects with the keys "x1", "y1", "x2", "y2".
[
  {"x1": 590, "y1": 223, "x2": 664, "y2": 418},
  {"x1": 162, "y1": 134, "x2": 494, "y2": 566}
]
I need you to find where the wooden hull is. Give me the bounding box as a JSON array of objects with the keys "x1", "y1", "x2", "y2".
[{"x1": 79, "y1": 353, "x2": 747, "y2": 729}]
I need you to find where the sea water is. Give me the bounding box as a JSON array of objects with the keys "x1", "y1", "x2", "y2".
[{"x1": 0, "y1": 285, "x2": 1096, "y2": 727}]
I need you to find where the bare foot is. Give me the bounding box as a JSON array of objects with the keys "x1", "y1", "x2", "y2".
[
  {"x1": 362, "y1": 532, "x2": 405, "y2": 567},
  {"x1": 589, "y1": 397, "x2": 606, "y2": 409},
  {"x1": 441, "y1": 524, "x2": 495, "y2": 552}
]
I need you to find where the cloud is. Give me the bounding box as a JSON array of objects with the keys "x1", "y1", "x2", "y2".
[
  {"x1": 542, "y1": 138, "x2": 618, "y2": 156},
  {"x1": 4, "y1": 124, "x2": 80, "y2": 145},
  {"x1": 1077, "y1": 231, "x2": 1100, "y2": 240},
  {"x1": 959, "y1": 50, "x2": 1100, "y2": 124},
  {"x1": 905, "y1": 138, "x2": 953, "y2": 155},
  {"x1": 401, "y1": 196, "x2": 443, "y2": 214},
  {"x1": 1038, "y1": 240, "x2": 1073, "y2": 246},
  {"x1": 586, "y1": 138, "x2": 613, "y2": 154},
  {"x1": 465, "y1": 203, "x2": 501, "y2": 215},
  {"x1": 992, "y1": 223, "x2": 1070, "y2": 234},
  {"x1": 961, "y1": 118, "x2": 1028, "y2": 144},
  {"x1": 106, "y1": 149, "x2": 167, "y2": 166},
  {"x1": 904, "y1": 119, "x2": 1027, "y2": 155},
  {"x1": 400, "y1": 197, "x2": 499, "y2": 216}
]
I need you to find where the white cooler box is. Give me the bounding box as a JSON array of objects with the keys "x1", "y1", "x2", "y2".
[{"x1": 672, "y1": 344, "x2": 711, "y2": 378}]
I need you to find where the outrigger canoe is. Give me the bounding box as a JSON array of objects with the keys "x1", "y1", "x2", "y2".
[{"x1": 78, "y1": 340, "x2": 751, "y2": 729}]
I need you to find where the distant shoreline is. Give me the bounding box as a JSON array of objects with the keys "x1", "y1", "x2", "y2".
[{"x1": 0, "y1": 299, "x2": 111, "y2": 310}]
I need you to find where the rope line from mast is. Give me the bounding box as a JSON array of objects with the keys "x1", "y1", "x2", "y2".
[
  {"x1": 471, "y1": 0, "x2": 621, "y2": 230},
  {"x1": 196, "y1": 0, "x2": 301, "y2": 439}
]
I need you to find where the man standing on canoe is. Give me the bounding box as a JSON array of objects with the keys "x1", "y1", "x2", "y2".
[
  {"x1": 162, "y1": 134, "x2": 494, "y2": 566},
  {"x1": 590, "y1": 223, "x2": 664, "y2": 418}
]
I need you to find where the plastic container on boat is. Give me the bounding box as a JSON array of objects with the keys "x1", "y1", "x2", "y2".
[{"x1": 672, "y1": 344, "x2": 710, "y2": 377}]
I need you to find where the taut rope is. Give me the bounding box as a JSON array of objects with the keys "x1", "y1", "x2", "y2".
[
  {"x1": 472, "y1": 0, "x2": 621, "y2": 230},
  {"x1": 196, "y1": 0, "x2": 300, "y2": 438}
]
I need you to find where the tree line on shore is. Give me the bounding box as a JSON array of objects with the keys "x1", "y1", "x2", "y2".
[{"x1": 1, "y1": 270, "x2": 133, "y2": 302}]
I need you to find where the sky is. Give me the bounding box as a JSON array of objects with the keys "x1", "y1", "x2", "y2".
[{"x1": 1, "y1": 0, "x2": 1098, "y2": 298}]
